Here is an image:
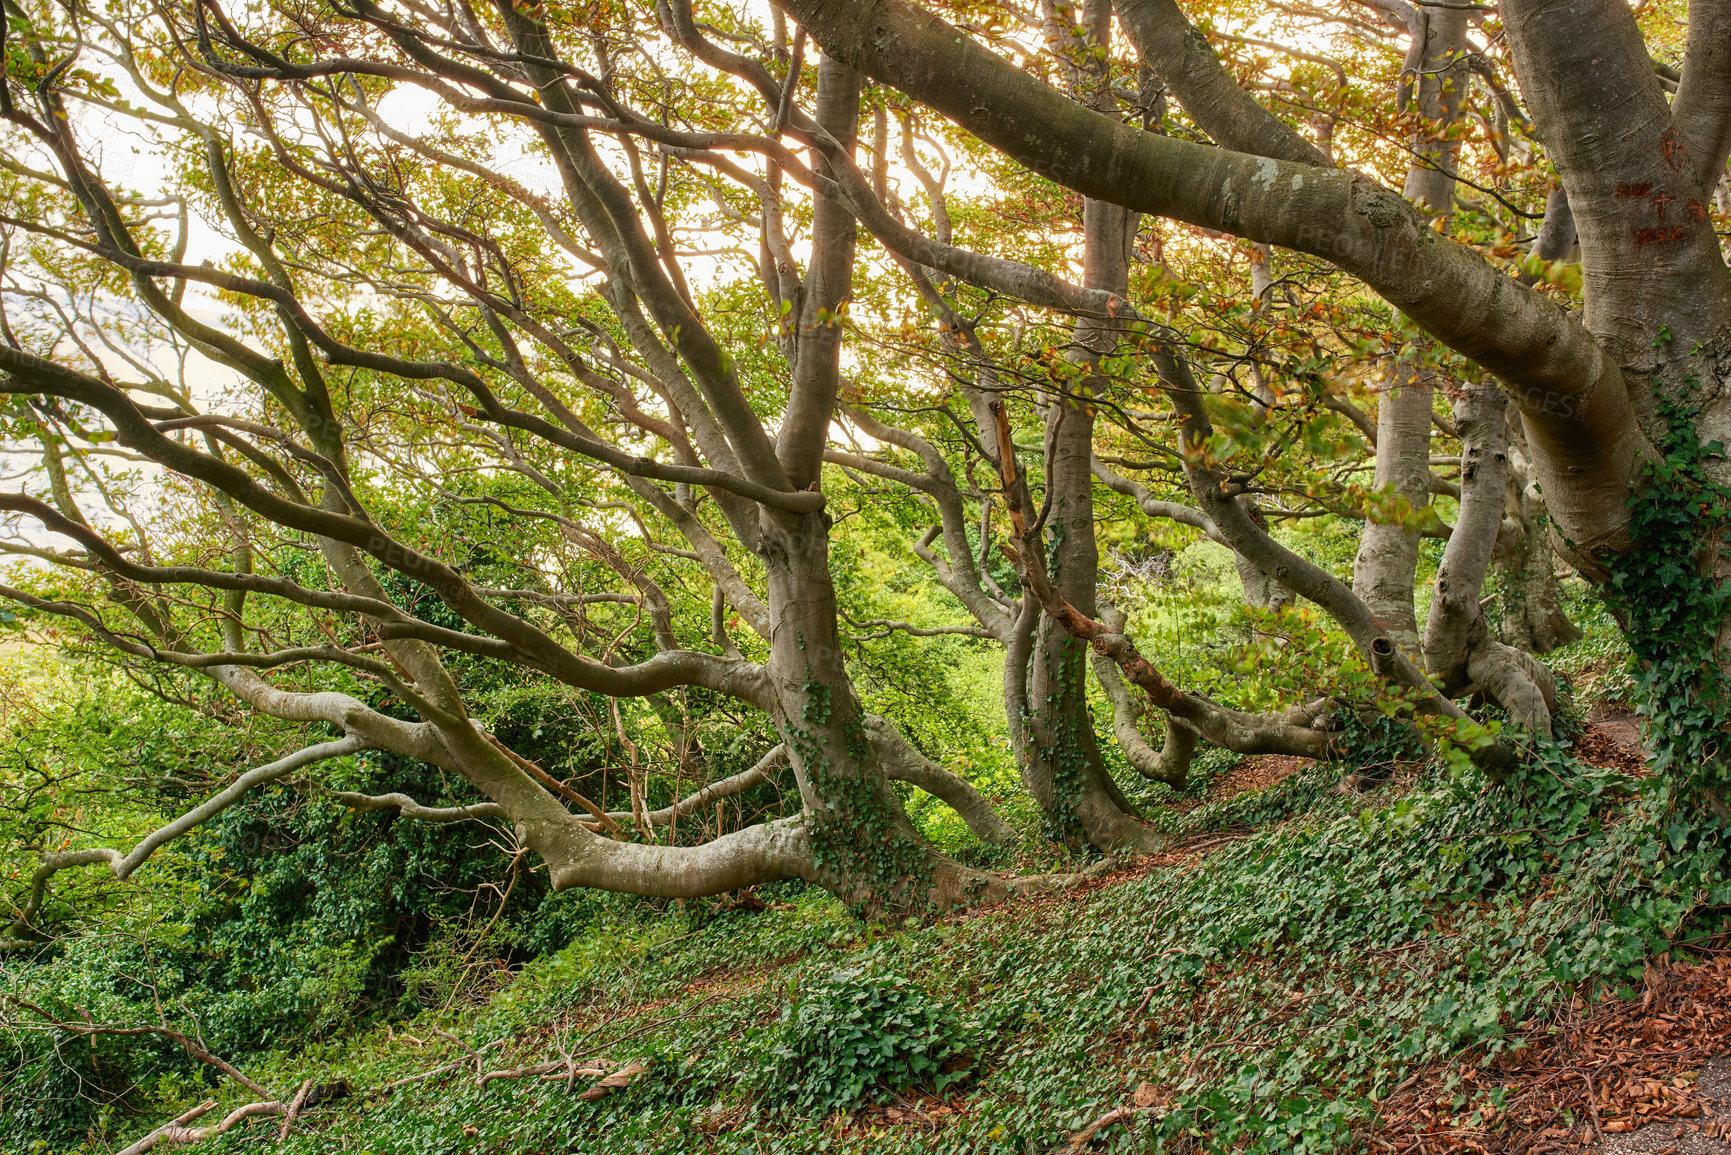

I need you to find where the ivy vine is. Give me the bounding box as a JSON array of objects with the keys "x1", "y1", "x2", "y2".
[
  {"x1": 1602, "y1": 394, "x2": 1731, "y2": 816},
  {"x1": 793, "y1": 672, "x2": 935, "y2": 917}
]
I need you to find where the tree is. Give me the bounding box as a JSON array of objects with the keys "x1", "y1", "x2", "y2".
[
  {"x1": 0, "y1": 0, "x2": 1044, "y2": 925},
  {"x1": 779, "y1": 0, "x2": 1724, "y2": 780},
  {"x1": 3, "y1": 0, "x2": 1721, "y2": 930}
]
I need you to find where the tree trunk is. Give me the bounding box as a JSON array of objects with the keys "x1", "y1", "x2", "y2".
[
  {"x1": 1010, "y1": 184, "x2": 1164, "y2": 853},
  {"x1": 759, "y1": 511, "x2": 1007, "y2": 913},
  {"x1": 1497, "y1": 403, "x2": 1584, "y2": 656},
  {"x1": 1234, "y1": 499, "x2": 1296, "y2": 614},
  {"x1": 1350, "y1": 365, "x2": 1432, "y2": 655},
  {"x1": 1349, "y1": 3, "x2": 1466, "y2": 658},
  {"x1": 1422, "y1": 384, "x2": 1558, "y2": 735},
  {"x1": 1013, "y1": 388, "x2": 1163, "y2": 848}
]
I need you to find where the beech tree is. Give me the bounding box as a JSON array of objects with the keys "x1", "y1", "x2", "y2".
[
  {"x1": 774, "y1": 0, "x2": 1725, "y2": 774},
  {"x1": 0, "y1": 0, "x2": 1052, "y2": 923},
  {"x1": 2, "y1": 0, "x2": 1724, "y2": 929}
]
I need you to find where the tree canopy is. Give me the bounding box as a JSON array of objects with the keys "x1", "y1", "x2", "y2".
[{"x1": 0, "y1": 0, "x2": 1725, "y2": 931}]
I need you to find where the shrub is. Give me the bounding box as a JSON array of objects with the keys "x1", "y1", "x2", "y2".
[{"x1": 774, "y1": 961, "x2": 970, "y2": 1113}]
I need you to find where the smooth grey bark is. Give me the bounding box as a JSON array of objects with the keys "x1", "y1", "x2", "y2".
[
  {"x1": 755, "y1": 509, "x2": 1007, "y2": 910},
  {"x1": 1398, "y1": 5, "x2": 1469, "y2": 215},
  {"x1": 1113, "y1": 0, "x2": 1329, "y2": 167},
  {"x1": 1499, "y1": 0, "x2": 1731, "y2": 525},
  {"x1": 740, "y1": 58, "x2": 1016, "y2": 910},
  {"x1": 1349, "y1": 3, "x2": 1464, "y2": 658},
  {"x1": 1093, "y1": 651, "x2": 1198, "y2": 785},
  {"x1": 779, "y1": 0, "x2": 1652, "y2": 561},
  {"x1": 1421, "y1": 385, "x2": 1557, "y2": 735},
  {"x1": 864, "y1": 717, "x2": 1018, "y2": 846},
  {"x1": 1091, "y1": 604, "x2": 1195, "y2": 785},
  {"x1": 1519, "y1": 185, "x2": 1578, "y2": 282},
  {"x1": 1497, "y1": 407, "x2": 1585, "y2": 655},
  {"x1": 1351, "y1": 362, "x2": 1433, "y2": 655},
  {"x1": 776, "y1": 55, "x2": 860, "y2": 489},
  {"x1": 1232, "y1": 500, "x2": 1297, "y2": 615},
  {"x1": 1670, "y1": 0, "x2": 1731, "y2": 198}
]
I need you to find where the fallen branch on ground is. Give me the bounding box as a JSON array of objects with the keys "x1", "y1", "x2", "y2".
[
  {"x1": 276, "y1": 1078, "x2": 314, "y2": 1141},
  {"x1": 115, "y1": 1098, "x2": 284, "y2": 1155},
  {"x1": 477, "y1": 1057, "x2": 607, "y2": 1087}
]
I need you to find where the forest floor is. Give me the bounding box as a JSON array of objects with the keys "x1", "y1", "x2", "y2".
[{"x1": 91, "y1": 714, "x2": 1731, "y2": 1155}]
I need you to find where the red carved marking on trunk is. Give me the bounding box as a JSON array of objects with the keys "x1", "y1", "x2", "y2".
[
  {"x1": 1632, "y1": 226, "x2": 1689, "y2": 246},
  {"x1": 1616, "y1": 183, "x2": 1652, "y2": 198},
  {"x1": 1661, "y1": 128, "x2": 1689, "y2": 172},
  {"x1": 1651, "y1": 190, "x2": 1675, "y2": 221},
  {"x1": 1687, "y1": 200, "x2": 1710, "y2": 222}
]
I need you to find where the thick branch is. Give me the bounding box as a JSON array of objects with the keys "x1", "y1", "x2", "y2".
[
  {"x1": 1672, "y1": 0, "x2": 1731, "y2": 195},
  {"x1": 777, "y1": 0, "x2": 1652, "y2": 555},
  {"x1": 1091, "y1": 647, "x2": 1196, "y2": 785},
  {"x1": 1112, "y1": 0, "x2": 1329, "y2": 166},
  {"x1": 864, "y1": 717, "x2": 1016, "y2": 845}
]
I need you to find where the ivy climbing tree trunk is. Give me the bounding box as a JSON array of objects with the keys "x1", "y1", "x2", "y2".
[
  {"x1": 1007, "y1": 0, "x2": 1164, "y2": 854},
  {"x1": 760, "y1": 511, "x2": 1007, "y2": 912}
]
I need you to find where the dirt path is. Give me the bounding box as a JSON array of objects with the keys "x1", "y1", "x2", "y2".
[
  {"x1": 1594, "y1": 1058, "x2": 1731, "y2": 1155},
  {"x1": 1577, "y1": 709, "x2": 1651, "y2": 774}
]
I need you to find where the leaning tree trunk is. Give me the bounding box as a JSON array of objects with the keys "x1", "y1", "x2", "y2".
[
  {"x1": 1351, "y1": 364, "x2": 1432, "y2": 655},
  {"x1": 1020, "y1": 381, "x2": 1163, "y2": 850},
  {"x1": 1004, "y1": 0, "x2": 1163, "y2": 854},
  {"x1": 755, "y1": 57, "x2": 1019, "y2": 912},
  {"x1": 1423, "y1": 384, "x2": 1559, "y2": 735},
  {"x1": 760, "y1": 511, "x2": 1009, "y2": 913}
]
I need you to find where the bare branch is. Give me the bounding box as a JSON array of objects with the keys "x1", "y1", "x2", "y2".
[{"x1": 6, "y1": 737, "x2": 371, "y2": 945}]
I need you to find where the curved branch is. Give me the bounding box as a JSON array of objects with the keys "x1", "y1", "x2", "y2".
[
  {"x1": 2, "y1": 997, "x2": 273, "y2": 1100},
  {"x1": 602, "y1": 744, "x2": 789, "y2": 828},
  {"x1": 315, "y1": 788, "x2": 511, "y2": 824},
  {"x1": 1090, "y1": 648, "x2": 1196, "y2": 785},
  {"x1": 1421, "y1": 384, "x2": 1556, "y2": 734},
  {"x1": 1093, "y1": 457, "x2": 1225, "y2": 544},
  {"x1": 845, "y1": 616, "x2": 997, "y2": 640},
  {"x1": 7, "y1": 736, "x2": 371, "y2": 943},
  {"x1": 1113, "y1": 0, "x2": 1330, "y2": 165},
  {"x1": 864, "y1": 717, "x2": 1017, "y2": 846},
  {"x1": 0, "y1": 236, "x2": 821, "y2": 513},
  {"x1": 991, "y1": 407, "x2": 1335, "y2": 760},
  {"x1": 115, "y1": 1099, "x2": 286, "y2": 1155},
  {"x1": 541, "y1": 816, "x2": 815, "y2": 897}
]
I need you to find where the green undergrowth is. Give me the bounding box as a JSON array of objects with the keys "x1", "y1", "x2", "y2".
[{"x1": 33, "y1": 740, "x2": 1726, "y2": 1155}]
